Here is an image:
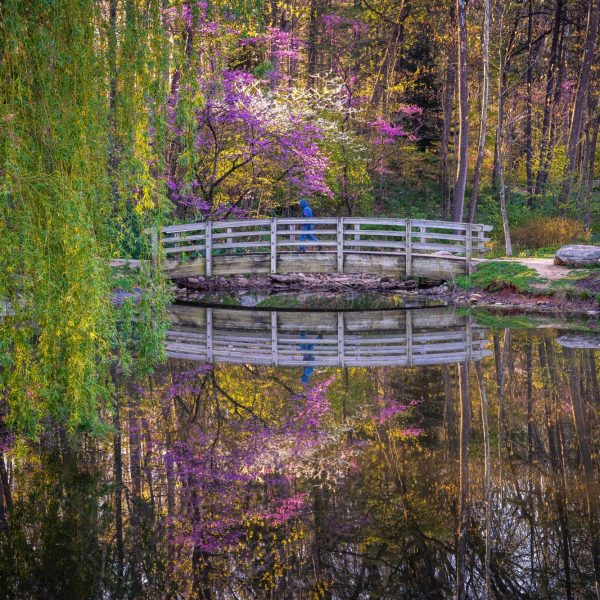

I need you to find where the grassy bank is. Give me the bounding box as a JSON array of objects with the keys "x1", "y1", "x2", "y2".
[{"x1": 456, "y1": 261, "x2": 600, "y2": 304}]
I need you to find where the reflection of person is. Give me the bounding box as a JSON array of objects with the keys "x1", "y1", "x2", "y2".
[
  {"x1": 299, "y1": 198, "x2": 317, "y2": 252},
  {"x1": 300, "y1": 332, "x2": 315, "y2": 385}
]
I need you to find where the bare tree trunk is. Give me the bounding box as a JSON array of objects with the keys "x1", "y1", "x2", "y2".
[
  {"x1": 443, "y1": 365, "x2": 458, "y2": 459},
  {"x1": 113, "y1": 399, "x2": 124, "y2": 598},
  {"x1": 565, "y1": 348, "x2": 600, "y2": 598},
  {"x1": 524, "y1": 0, "x2": 534, "y2": 205},
  {"x1": 128, "y1": 392, "x2": 143, "y2": 595},
  {"x1": 107, "y1": 0, "x2": 121, "y2": 211},
  {"x1": 370, "y1": 5, "x2": 408, "y2": 111},
  {"x1": 441, "y1": 20, "x2": 457, "y2": 219},
  {"x1": 494, "y1": 330, "x2": 510, "y2": 479},
  {"x1": 455, "y1": 362, "x2": 471, "y2": 600},
  {"x1": 307, "y1": 0, "x2": 319, "y2": 85},
  {"x1": 525, "y1": 340, "x2": 536, "y2": 579},
  {"x1": 496, "y1": 34, "x2": 512, "y2": 255},
  {"x1": 579, "y1": 108, "x2": 600, "y2": 227},
  {"x1": 560, "y1": 0, "x2": 600, "y2": 203},
  {"x1": 452, "y1": 0, "x2": 469, "y2": 222},
  {"x1": 0, "y1": 466, "x2": 5, "y2": 532},
  {"x1": 475, "y1": 362, "x2": 491, "y2": 598},
  {"x1": 0, "y1": 445, "x2": 11, "y2": 531},
  {"x1": 468, "y1": 0, "x2": 490, "y2": 223},
  {"x1": 269, "y1": 3, "x2": 291, "y2": 88},
  {"x1": 535, "y1": 0, "x2": 565, "y2": 196},
  {"x1": 541, "y1": 339, "x2": 574, "y2": 600}
]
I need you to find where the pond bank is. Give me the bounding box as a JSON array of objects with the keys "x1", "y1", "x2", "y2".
[
  {"x1": 422, "y1": 285, "x2": 600, "y2": 318},
  {"x1": 170, "y1": 271, "x2": 600, "y2": 317},
  {"x1": 173, "y1": 272, "x2": 419, "y2": 294}
]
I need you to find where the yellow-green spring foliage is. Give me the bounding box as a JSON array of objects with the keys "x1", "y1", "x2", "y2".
[{"x1": 0, "y1": 0, "x2": 168, "y2": 435}]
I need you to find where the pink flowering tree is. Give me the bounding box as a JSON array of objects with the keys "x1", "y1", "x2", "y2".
[
  {"x1": 147, "y1": 369, "x2": 364, "y2": 591},
  {"x1": 165, "y1": 68, "x2": 334, "y2": 218},
  {"x1": 369, "y1": 104, "x2": 424, "y2": 177}
]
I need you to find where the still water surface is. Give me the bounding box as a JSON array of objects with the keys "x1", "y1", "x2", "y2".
[{"x1": 1, "y1": 306, "x2": 599, "y2": 599}]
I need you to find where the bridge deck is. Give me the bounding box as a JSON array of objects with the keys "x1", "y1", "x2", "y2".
[{"x1": 151, "y1": 217, "x2": 492, "y2": 280}]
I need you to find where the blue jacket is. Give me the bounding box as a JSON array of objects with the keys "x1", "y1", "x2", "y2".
[{"x1": 299, "y1": 199, "x2": 314, "y2": 229}]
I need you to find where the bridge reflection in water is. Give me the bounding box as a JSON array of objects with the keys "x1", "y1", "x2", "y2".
[{"x1": 167, "y1": 304, "x2": 491, "y2": 368}]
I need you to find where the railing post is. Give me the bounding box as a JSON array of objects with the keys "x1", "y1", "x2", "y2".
[
  {"x1": 270, "y1": 218, "x2": 277, "y2": 274},
  {"x1": 205, "y1": 221, "x2": 212, "y2": 277},
  {"x1": 405, "y1": 219, "x2": 412, "y2": 277},
  {"x1": 337, "y1": 217, "x2": 344, "y2": 273},
  {"x1": 337, "y1": 312, "x2": 345, "y2": 367},
  {"x1": 227, "y1": 226, "x2": 232, "y2": 246},
  {"x1": 465, "y1": 314, "x2": 472, "y2": 362},
  {"x1": 406, "y1": 309, "x2": 413, "y2": 366},
  {"x1": 477, "y1": 226, "x2": 485, "y2": 258},
  {"x1": 465, "y1": 223, "x2": 472, "y2": 275},
  {"x1": 354, "y1": 223, "x2": 360, "y2": 241},
  {"x1": 206, "y1": 307, "x2": 213, "y2": 362},
  {"x1": 271, "y1": 311, "x2": 278, "y2": 366}
]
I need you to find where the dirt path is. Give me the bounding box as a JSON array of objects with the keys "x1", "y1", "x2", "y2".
[{"x1": 474, "y1": 257, "x2": 572, "y2": 280}]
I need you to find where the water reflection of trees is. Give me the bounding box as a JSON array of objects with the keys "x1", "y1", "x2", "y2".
[{"x1": 0, "y1": 331, "x2": 599, "y2": 599}]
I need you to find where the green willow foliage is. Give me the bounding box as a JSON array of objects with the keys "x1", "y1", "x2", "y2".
[{"x1": 0, "y1": 0, "x2": 170, "y2": 435}]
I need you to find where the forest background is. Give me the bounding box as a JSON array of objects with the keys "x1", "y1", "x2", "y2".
[{"x1": 1, "y1": 0, "x2": 599, "y2": 431}]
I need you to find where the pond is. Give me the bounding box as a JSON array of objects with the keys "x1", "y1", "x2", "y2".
[{"x1": 1, "y1": 304, "x2": 600, "y2": 599}]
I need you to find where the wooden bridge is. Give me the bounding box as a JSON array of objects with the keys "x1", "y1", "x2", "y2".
[
  {"x1": 167, "y1": 305, "x2": 491, "y2": 368},
  {"x1": 151, "y1": 217, "x2": 492, "y2": 280}
]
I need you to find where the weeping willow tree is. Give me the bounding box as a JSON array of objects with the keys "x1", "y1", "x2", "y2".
[{"x1": 0, "y1": 0, "x2": 169, "y2": 435}]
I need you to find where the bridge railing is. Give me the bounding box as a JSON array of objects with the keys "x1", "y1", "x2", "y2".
[
  {"x1": 156, "y1": 217, "x2": 492, "y2": 277},
  {"x1": 166, "y1": 306, "x2": 491, "y2": 368}
]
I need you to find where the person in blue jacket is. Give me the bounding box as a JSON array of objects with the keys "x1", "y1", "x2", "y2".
[
  {"x1": 299, "y1": 332, "x2": 315, "y2": 385},
  {"x1": 299, "y1": 198, "x2": 318, "y2": 252}
]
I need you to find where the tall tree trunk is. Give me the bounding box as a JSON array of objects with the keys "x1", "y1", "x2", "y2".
[
  {"x1": 113, "y1": 398, "x2": 124, "y2": 597},
  {"x1": 128, "y1": 392, "x2": 143, "y2": 595},
  {"x1": 0, "y1": 446, "x2": 11, "y2": 531},
  {"x1": 269, "y1": 3, "x2": 291, "y2": 88},
  {"x1": 578, "y1": 106, "x2": 600, "y2": 226},
  {"x1": 108, "y1": 0, "x2": 120, "y2": 209},
  {"x1": 468, "y1": 0, "x2": 490, "y2": 223},
  {"x1": 455, "y1": 362, "x2": 471, "y2": 599},
  {"x1": 452, "y1": 0, "x2": 469, "y2": 222},
  {"x1": 524, "y1": 0, "x2": 534, "y2": 205},
  {"x1": 441, "y1": 11, "x2": 457, "y2": 220},
  {"x1": 475, "y1": 362, "x2": 491, "y2": 598},
  {"x1": 535, "y1": 0, "x2": 565, "y2": 196},
  {"x1": 542, "y1": 339, "x2": 574, "y2": 600},
  {"x1": 369, "y1": 3, "x2": 408, "y2": 111},
  {"x1": 443, "y1": 365, "x2": 458, "y2": 459},
  {"x1": 584, "y1": 117, "x2": 599, "y2": 227},
  {"x1": 565, "y1": 348, "x2": 600, "y2": 597},
  {"x1": 496, "y1": 45, "x2": 512, "y2": 255},
  {"x1": 0, "y1": 466, "x2": 5, "y2": 532},
  {"x1": 307, "y1": 0, "x2": 320, "y2": 85},
  {"x1": 525, "y1": 340, "x2": 538, "y2": 580},
  {"x1": 559, "y1": 0, "x2": 600, "y2": 203}
]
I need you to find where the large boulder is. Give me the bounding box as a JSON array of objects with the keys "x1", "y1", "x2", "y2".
[
  {"x1": 554, "y1": 245, "x2": 600, "y2": 267},
  {"x1": 556, "y1": 334, "x2": 600, "y2": 349}
]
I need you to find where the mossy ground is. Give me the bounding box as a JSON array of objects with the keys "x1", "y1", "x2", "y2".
[{"x1": 457, "y1": 261, "x2": 543, "y2": 293}]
